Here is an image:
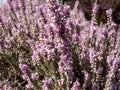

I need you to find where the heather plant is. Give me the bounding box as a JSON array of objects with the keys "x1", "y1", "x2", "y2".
[
  {"x1": 0, "y1": 0, "x2": 120, "y2": 90},
  {"x1": 64, "y1": 0, "x2": 120, "y2": 23}
]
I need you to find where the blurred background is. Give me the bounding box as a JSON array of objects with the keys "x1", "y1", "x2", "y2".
[
  {"x1": 64, "y1": 0, "x2": 120, "y2": 24},
  {"x1": 0, "y1": 0, "x2": 7, "y2": 7}
]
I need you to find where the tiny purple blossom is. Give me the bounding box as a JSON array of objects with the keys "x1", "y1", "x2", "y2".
[
  {"x1": 42, "y1": 78, "x2": 52, "y2": 90},
  {"x1": 19, "y1": 63, "x2": 30, "y2": 76},
  {"x1": 31, "y1": 72, "x2": 39, "y2": 80},
  {"x1": 71, "y1": 80, "x2": 81, "y2": 90}
]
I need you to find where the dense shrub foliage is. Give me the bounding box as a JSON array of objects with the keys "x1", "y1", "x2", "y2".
[{"x1": 0, "y1": 0, "x2": 120, "y2": 90}]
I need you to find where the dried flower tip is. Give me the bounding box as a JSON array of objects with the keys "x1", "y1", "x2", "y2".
[
  {"x1": 106, "y1": 8, "x2": 113, "y2": 16},
  {"x1": 92, "y1": 2, "x2": 99, "y2": 14}
]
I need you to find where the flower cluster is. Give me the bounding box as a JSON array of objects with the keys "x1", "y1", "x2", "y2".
[{"x1": 0, "y1": 0, "x2": 120, "y2": 90}]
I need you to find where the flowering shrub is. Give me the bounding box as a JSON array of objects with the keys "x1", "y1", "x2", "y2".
[
  {"x1": 0, "y1": 0, "x2": 120, "y2": 90},
  {"x1": 65, "y1": 0, "x2": 120, "y2": 23}
]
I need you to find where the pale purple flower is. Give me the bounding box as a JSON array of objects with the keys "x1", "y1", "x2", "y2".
[
  {"x1": 42, "y1": 78, "x2": 52, "y2": 90},
  {"x1": 22, "y1": 74, "x2": 29, "y2": 81},
  {"x1": 19, "y1": 63, "x2": 34, "y2": 89},
  {"x1": 0, "y1": 82, "x2": 11, "y2": 90},
  {"x1": 19, "y1": 63, "x2": 30, "y2": 76},
  {"x1": 92, "y1": 2, "x2": 99, "y2": 14},
  {"x1": 71, "y1": 80, "x2": 81, "y2": 90},
  {"x1": 31, "y1": 72, "x2": 39, "y2": 80},
  {"x1": 92, "y1": 84, "x2": 100, "y2": 90},
  {"x1": 58, "y1": 54, "x2": 74, "y2": 85},
  {"x1": 25, "y1": 81, "x2": 34, "y2": 89},
  {"x1": 2, "y1": 84, "x2": 11, "y2": 90},
  {"x1": 31, "y1": 50, "x2": 40, "y2": 66},
  {"x1": 112, "y1": 57, "x2": 120, "y2": 72},
  {"x1": 83, "y1": 70, "x2": 91, "y2": 83},
  {"x1": 106, "y1": 8, "x2": 113, "y2": 16},
  {"x1": 72, "y1": 33, "x2": 79, "y2": 44},
  {"x1": 109, "y1": 84, "x2": 117, "y2": 90},
  {"x1": 57, "y1": 78, "x2": 64, "y2": 86}
]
